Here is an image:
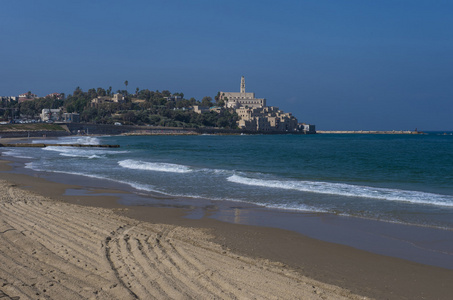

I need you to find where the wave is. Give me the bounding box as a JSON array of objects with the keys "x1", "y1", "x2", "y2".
[
  {"x1": 43, "y1": 146, "x2": 128, "y2": 159},
  {"x1": 227, "y1": 175, "x2": 453, "y2": 207},
  {"x1": 32, "y1": 136, "x2": 102, "y2": 145},
  {"x1": 118, "y1": 159, "x2": 192, "y2": 173},
  {"x1": 1, "y1": 150, "x2": 33, "y2": 159},
  {"x1": 24, "y1": 162, "x2": 159, "y2": 192}
]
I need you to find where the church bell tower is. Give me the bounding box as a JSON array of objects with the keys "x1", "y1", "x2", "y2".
[{"x1": 240, "y1": 76, "x2": 245, "y2": 93}]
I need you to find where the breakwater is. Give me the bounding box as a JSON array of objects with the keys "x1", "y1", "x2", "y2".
[{"x1": 317, "y1": 130, "x2": 422, "y2": 134}]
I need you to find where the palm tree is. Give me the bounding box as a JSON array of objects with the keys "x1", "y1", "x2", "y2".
[{"x1": 124, "y1": 80, "x2": 128, "y2": 95}]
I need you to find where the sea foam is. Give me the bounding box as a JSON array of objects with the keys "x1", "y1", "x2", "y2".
[
  {"x1": 43, "y1": 146, "x2": 128, "y2": 159},
  {"x1": 32, "y1": 136, "x2": 102, "y2": 145},
  {"x1": 227, "y1": 174, "x2": 453, "y2": 207},
  {"x1": 118, "y1": 159, "x2": 192, "y2": 173}
]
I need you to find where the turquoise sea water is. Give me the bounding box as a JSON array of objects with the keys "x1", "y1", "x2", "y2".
[{"x1": 3, "y1": 133, "x2": 453, "y2": 230}]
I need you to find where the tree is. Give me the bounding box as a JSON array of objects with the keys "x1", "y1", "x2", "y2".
[
  {"x1": 122, "y1": 111, "x2": 137, "y2": 123},
  {"x1": 97, "y1": 87, "x2": 106, "y2": 97},
  {"x1": 19, "y1": 101, "x2": 36, "y2": 118},
  {"x1": 124, "y1": 80, "x2": 128, "y2": 95},
  {"x1": 201, "y1": 96, "x2": 213, "y2": 107},
  {"x1": 107, "y1": 86, "x2": 112, "y2": 96},
  {"x1": 135, "y1": 87, "x2": 139, "y2": 96},
  {"x1": 73, "y1": 86, "x2": 83, "y2": 97},
  {"x1": 87, "y1": 88, "x2": 97, "y2": 99},
  {"x1": 189, "y1": 97, "x2": 197, "y2": 105}
]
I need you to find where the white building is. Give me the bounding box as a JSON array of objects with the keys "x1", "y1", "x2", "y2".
[
  {"x1": 0, "y1": 96, "x2": 17, "y2": 103},
  {"x1": 112, "y1": 93, "x2": 124, "y2": 102},
  {"x1": 41, "y1": 109, "x2": 61, "y2": 121}
]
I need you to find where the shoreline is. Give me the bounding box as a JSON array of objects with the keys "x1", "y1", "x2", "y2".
[
  {"x1": 5, "y1": 142, "x2": 453, "y2": 270},
  {"x1": 1, "y1": 157, "x2": 453, "y2": 299}
]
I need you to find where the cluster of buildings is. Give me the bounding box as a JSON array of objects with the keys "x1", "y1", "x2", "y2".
[
  {"x1": 185, "y1": 77, "x2": 315, "y2": 133},
  {"x1": 1, "y1": 79, "x2": 315, "y2": 133},
  {"x1": 1, "y1": 92, "x2": 65, "y2": 104},
  {"x1": 1, "y1": 92, "x2": 79, "y2": 123},
  {"x1": 218, "y1": 76, "x2": 315, "y2": 133},
  {"x1": 90, "y1": 93, "x2": 125, "y2": 107}
]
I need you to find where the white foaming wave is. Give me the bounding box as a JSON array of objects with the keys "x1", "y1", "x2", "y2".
[
  {"x1": 1, "y1": 150, "x2": 33, "y2": 159},
  {"x1": 23, "y1": 163, "x2": 324, "y2": 213},
  {"x1": 32, "y1": 136, "x2": 102, "y2": 145},
  {"x1": 227, "y1": 175, "x2": 453, "y2": 207},
  {"x1": 62, "y1": 136, "x2": 102, "y2": 145},
  {"x1": 43, "y1": 146, "x2": 128, "y2": 158},
  {"x1": 58, "y1": 152, "x2": 103, "y2": 159},
  {"x1": 118, "y1": 159, "x2": 192, "y2": 173},
  {"x1": 196, "y1": 167, "x2": 234, "y2": 176},
  {"x1": 260, "y1": 202, "x2": 328, "y2": 213}
]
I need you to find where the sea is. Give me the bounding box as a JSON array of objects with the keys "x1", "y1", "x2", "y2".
[{"x1": 2, "y1": 132, "x2": 453, "y2": 267}]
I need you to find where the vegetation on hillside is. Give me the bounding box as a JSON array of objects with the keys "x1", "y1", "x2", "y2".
[{"x1": 0, "y1": 87, "x2": 239, "y2": 129}]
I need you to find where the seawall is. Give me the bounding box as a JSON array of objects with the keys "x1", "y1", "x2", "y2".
[{"x1": 65, "y1": 123, "x2": 313, "y2": 135}]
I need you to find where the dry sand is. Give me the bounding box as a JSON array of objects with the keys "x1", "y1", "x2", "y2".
[{"x1": 0, "y1": 179, "x2": 363, "y2": 300}]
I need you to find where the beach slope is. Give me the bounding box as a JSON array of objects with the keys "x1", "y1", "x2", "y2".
[{"x1": 0, "y1": 180, "x2": 360, "y2": 300}]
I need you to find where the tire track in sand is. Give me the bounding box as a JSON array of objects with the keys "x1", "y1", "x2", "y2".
[{"x1": 0, "y1": 180, "x2": 363, "y2": 300}]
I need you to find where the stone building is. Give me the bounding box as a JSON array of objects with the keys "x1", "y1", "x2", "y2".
[
  {"x1": 237, "y1": 106, "x2": 298, "y2": 132},
  {"x1": 220, "y1": 76, "x2": 299, "y2": 132},
  {"x1": 45, "y1": 93, "x2": 65, "y2": 100},
  {"x1": 18, "y1": 92, "x2": 38, "y2": 103},
  {"x1": 220, "y1": 76, "x2": 266, "y2": 109},
  {"x1": 91, "y1": 93, "x2": 124, "y2": 107}
]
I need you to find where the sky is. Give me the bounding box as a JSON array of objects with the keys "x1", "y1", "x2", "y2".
[{"x1": 1, "y1": 0, "x2": 452, "y2": 130}]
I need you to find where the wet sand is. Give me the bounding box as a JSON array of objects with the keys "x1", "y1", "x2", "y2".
[{"x1": 1, "y1": 159, "x2": 453, "y2": 299}]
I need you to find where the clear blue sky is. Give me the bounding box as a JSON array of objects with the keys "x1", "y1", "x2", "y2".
[{"x1": 1, "y1": 0, "x2": 452, "y2": 130}]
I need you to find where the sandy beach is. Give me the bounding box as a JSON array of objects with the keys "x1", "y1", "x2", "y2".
[
  {"x1": 1, "y1": 157, "x2": 453, "y2": 299},
  {"x1": 0, "y1": 174, "x2": 358, "y2": 299}
]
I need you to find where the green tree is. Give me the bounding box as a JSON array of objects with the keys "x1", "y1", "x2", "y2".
[
  {"x1": 20, "y1": 100, "x2": 36, "y2": 118},
  {"x1": 124, "y1": 80, "x2": 129, "y2": 95},
  {"x1": 97, "y1": 87, "x2": 106, "y2": 97},
  {"x1": 73, "y1": 86, "x2": 83, "y2": 97},
  {"x1": 201, "y1": 96, "x2": 213, "y2": 107},
  {"x1": 87, "y1": 88, "x2": 97, "y2": 99}
]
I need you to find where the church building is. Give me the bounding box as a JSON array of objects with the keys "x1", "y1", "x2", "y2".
[{"x1": 220, "y1": 76, "x2": 266, "y2": 109}]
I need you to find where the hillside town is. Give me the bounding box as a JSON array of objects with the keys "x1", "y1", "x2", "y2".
[{"x1": 0, "y1": 77, "x2": 315, "y2": 133}]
